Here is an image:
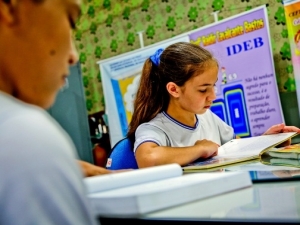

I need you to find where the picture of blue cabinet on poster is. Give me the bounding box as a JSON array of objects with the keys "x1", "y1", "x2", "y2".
[{"x1": 211, "y1": 84, "x2": 251, "y2": 138}]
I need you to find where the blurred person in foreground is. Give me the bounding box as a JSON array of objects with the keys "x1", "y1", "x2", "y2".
[{"x1": 0, "y1": 0, "x2": 115, "y2": 224}]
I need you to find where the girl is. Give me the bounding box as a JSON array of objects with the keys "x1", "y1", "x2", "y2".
[{"x1": 127, "y1": 42, "x2": 300, "y2": 168}]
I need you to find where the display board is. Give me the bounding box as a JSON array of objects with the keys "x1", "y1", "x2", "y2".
[
  {"x1": 189, "y1": 5, "x2": 284, "y2": 137},
  {"x1": 98, "y1": 35, "x2": 190, "y2": 147},
  {"x1": 283, "y1": 0, "x2": 300, "y2": 116},
  {"x1": 99, "y1": 5, "x2": 284, "y2": 147}
]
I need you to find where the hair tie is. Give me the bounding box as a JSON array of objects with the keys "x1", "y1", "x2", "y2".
[{"x1": 150, "y1": 48, "x2": 164, "y2": 66}]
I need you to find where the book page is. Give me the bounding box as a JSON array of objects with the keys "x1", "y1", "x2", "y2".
[
  {"x1": 84, "y1": 163, "x2": 182, "y2": 194},
  {"x1": 218, "y1": 132, "x2": 298, "y2": 158},
  {"x1": 185, "y1": 158, "x2": 258, "y2": 171},
  {"x1": 184, "y1": 132, "x2": 298, "y2": 171}
]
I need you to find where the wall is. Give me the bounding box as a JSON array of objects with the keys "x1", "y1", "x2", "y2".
[
  {"x1": 75, "y1": 0, "x2": 297, "y2": 114},
  {"x1": 48, "y1": 63, "x2": 94, "y2": 163}
]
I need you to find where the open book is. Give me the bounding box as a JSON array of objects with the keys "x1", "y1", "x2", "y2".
[
  {"x1": 183, "y1": 132, "x2": 299, "y2": 172},
  {"x1": 84, "y1": 163, "x2": 252, "y2": 217}
]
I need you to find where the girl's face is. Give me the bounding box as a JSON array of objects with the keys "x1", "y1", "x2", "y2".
[{"x1": 177, "y1": 64, "x2": 218, "y2": 115}]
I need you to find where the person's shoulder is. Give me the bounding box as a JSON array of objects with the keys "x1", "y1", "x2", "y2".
[
  {"x1": 0, "y1": 93, "x2": 75, "y2": 156},
  {"x1": 136, "y1": 113, "x2": 167, "y2": 133},
  {"x1": 3, "y1": 101, "x2": 59, "y2": 132},
  {"x1": 137, "y1": 112, "x2": 166, "y2": 129},
  {"x1": 0, "y1": 92, "x2": 58, "y2": 126},
  {"x1": 0, "y1": 91, "x2": 49, "y2": 119},
  {"x1": 150, "y1": 112, "x2": 166, "y2": 123}
]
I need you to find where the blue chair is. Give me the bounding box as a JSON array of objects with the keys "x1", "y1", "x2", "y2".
[{"x1": 105, "y1": 137, "x2": 138, "y2": 170}]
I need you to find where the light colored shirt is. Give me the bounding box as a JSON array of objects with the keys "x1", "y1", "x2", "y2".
[
  {"x1": 134, "y1": 110, "x2": 235, "y2": 152},
  {"x1": 0, "y1": 91, "x2": 97, "y2": 225}
]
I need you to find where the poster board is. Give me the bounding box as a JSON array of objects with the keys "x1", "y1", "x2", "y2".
[
  {"x1": 98, "y1": 35, "x2": 190, "y2": 147},
  {"x1": 98, "y1": 5, "x2": 284, "y2": 147},
  {"x1": 189, "y1": 5, "x2": 284, "y2": 137},
  {"x1": 283, "y1": 0, "x2": 300, "y2": 115}
]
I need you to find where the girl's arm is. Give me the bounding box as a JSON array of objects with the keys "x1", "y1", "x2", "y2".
[{"x1": 135, "y1": 140, "x2": 219, "y2": 168}]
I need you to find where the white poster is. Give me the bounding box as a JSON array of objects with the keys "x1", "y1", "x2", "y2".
[
  {"x1": 189, "y1": 6, "x2": 284, "y2": 137},
  {"x1": 98, "y1": 35, "x2": 190, "y2": 147}
]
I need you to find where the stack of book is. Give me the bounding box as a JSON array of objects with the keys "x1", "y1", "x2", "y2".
[
  {"x1": 261, "y1": 144, "x2": 300, "y2": 168},
  {"x1": 84, "y1": 163, "x2": 252, "y2": 217}
]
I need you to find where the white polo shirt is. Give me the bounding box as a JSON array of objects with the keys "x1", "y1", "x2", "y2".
[{"x1": 134, "y1": 109, "x2": 235, "y2": 152}]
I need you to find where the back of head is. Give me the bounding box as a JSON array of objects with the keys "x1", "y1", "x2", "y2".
[
  {"x1": 160, "y1": 42, "x2": 216, "y2": 86},
  {"x1": 127, "y1": 42, "x2": 217, "y2": 141}
]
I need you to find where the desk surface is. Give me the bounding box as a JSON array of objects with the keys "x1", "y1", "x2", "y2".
[
  {"x1": 99, "y1": 162, "x2": 300, "y2": 224},
  {"x1": 141, "y1": 180, "x2": 300, "y2": 223},
  {"x1": 142, "y1": 162, "x2": 300, "y2": 223}
]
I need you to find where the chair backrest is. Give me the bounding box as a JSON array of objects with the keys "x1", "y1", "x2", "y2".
[{"x1": 105, "y1": 137, "x2": 138, "y2": 170}]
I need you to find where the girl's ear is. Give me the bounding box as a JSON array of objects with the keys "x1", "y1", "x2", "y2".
[
  {"x1": 0, "y1": 0, "x2": 18, "y2": 25},
  {"x1": 166, "y1": 82, "x2": 180, "y2": 98}
]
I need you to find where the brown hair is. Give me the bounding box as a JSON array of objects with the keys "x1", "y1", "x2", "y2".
[{"x1": 127, "y1": 42, "x2": 217, "y2": 142}]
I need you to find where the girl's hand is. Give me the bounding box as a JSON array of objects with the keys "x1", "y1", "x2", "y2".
[
  {"x1": 194, "y1": 139, "x2": 219, "y2": 158},
  {"x1": 263, "y1": 123, "x2": 300, "y2": 147},
  {"x1": 263, "y1": 123, "x2": 300, "y2": 135},
  {"x1": 78, "y1": 160, "x2": 132, "y2": 177}
]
